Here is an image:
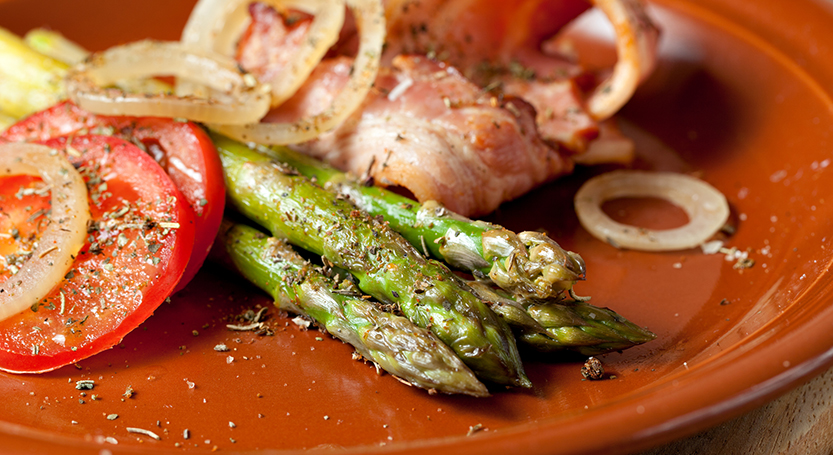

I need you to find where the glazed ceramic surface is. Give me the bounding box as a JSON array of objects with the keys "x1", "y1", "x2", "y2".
[{"x1": 1, "y1": 0, "x2": 833, "y2": 454}]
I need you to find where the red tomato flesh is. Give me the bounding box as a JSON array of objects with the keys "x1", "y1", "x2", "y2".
[
  {"x1": 1, "y1": 101, "x2": 224, "y2": 291},
  {"x1": 0, "y1": 135, "x2": 194, "y2": 373},
  {"x1": 0, "y1": 176, "x2": 52, "y2": 278}
]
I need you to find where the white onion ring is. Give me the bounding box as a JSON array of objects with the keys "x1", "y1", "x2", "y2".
[
  {"x1": 574, "y1": 170, "x2": 729, "y2": 251},
  {"x1": 211, "y1": 0, "x2": 384, "y2": 145},
  {"x1": 65, "y1": 40, "x2": 270, "y2": 124},
  {"x1": 586, "y1": 0, "x2": 660, "y2": 120},
  {"x1": 182, "y1": 0, "x2": 345, "y2": 107},
  {"x1": 0, "y1": 143, "x2": 89, "y2": 322}
]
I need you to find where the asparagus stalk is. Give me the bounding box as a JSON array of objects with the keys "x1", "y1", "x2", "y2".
[
  {"x1": 220, "y1": 221, "x2": 489, "y2": 396},
  {"x1": 216, "y1": 134, "x2": 529, "y2": 387},
  {"x1": 467, "y1": 282, "x2": 655, "y2": 355},
  {"x1": 255, "y1": 143, "x2": 586, "y2": 301},
  {"x1": 240, "y1": 145, "x2": 658, "y2": 356}
]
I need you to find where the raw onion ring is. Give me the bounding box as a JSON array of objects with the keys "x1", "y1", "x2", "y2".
[
  {"x1": 586, "y1": 0, "x2": 660, "y2": 120},
  {"x1": 0, "y1": 143, "x2": 89, "y2": 322},
  {"x1": 182, "y1": 0, "x2": 345, "y2": 107},
  {"x1": 211, "y1": 0, "x2": 384, "y2": 145},
  {"x1": 574, "y1": 170, "x2": 729, "y2": 251},
  {"x1": 64, "y1": 40, "x2": 270, "y2": 124}
]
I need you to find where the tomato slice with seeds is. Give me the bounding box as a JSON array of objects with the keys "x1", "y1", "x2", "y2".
[
  {"x1": 1, "y1": 101, "x2": 224, "y2": 291},
  {"x1": 0, "y1": 135, "x2": 194, "y2": 373}
]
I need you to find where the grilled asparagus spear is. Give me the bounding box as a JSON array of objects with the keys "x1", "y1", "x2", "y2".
[
  {"x1": 236, "y1": 145, "x2": 655, "y2": 355},
  {"x1": 221, "y1": 221, "x2": 489, "y2": 396},
  {"x1": 254, "y1": 142, "x2": 586, "y2": 301},
  {"x1": 468, "y1": 282, "x2": 655, "y2": 355},
  {"x1": 216, "y1": 134, "x2": 529, "y2": 387}
]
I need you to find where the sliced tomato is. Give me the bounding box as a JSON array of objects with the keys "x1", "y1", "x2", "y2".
[
  {"x1": 1, "y1": 101, "x2": 224, "y2": 291},
  {"x1": 0, "y1": 135, "x2": 194, "y2": 373},
  {"x1": 0, "y1": 176, "x2": 52, "y2": 270}
]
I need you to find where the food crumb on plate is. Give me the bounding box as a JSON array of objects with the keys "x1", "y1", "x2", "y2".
[
  {"x1": 581, "y1": 357, "x2": 605, "y2": 380},
  {"x1": 467, "y1": 423, "x2": 485, "y2": 436}
]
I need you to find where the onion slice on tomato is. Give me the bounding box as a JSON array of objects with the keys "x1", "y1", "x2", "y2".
[
  {"x1": 64, "y1": 40, "x2": 270, "y2": 124},
  {"x1": 586, "y1": 0, "x2": 660, "y2": 120},
  {"x1": 574, "y1": 170, "x2": 729, "y2": 251},
  {"x1": 211, "y1": 0, "x2": 384, "y2": 145},
  {"x1": 182, "y1": 0, "x2": 346, "y2": 107},
  {"x1": 0, "y1": 143, "x2": 89, "y2": 322}
]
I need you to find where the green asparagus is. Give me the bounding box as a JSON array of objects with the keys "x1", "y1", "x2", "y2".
[
  {"x1": 254, "y1": 142, "x2": 586, "y2": 301},
  {"x1": 216, "y1": 134, "x2": 529, "y2": 387},
  {"x1": 240, "y1": 144, "x2": 656, "y2": 356},
  {"x1": 220, "y1": 221, "x2": 489, "y2": 396},
  {"x1": 467, "y1": 282, "x2": 656, "y2": 355}
]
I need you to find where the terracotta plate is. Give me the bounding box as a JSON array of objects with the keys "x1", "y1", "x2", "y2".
[{"x1": 1, "y1": 0, "x2": 833, "y2": 453}]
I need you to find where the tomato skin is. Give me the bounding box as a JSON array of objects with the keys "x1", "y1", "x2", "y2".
[
  {"x1": 0, "y1": 135, "x2": 194, "y2": 373},
  {"x1": 1, "y1": 101, "x2": 225, "y2": 291}
]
